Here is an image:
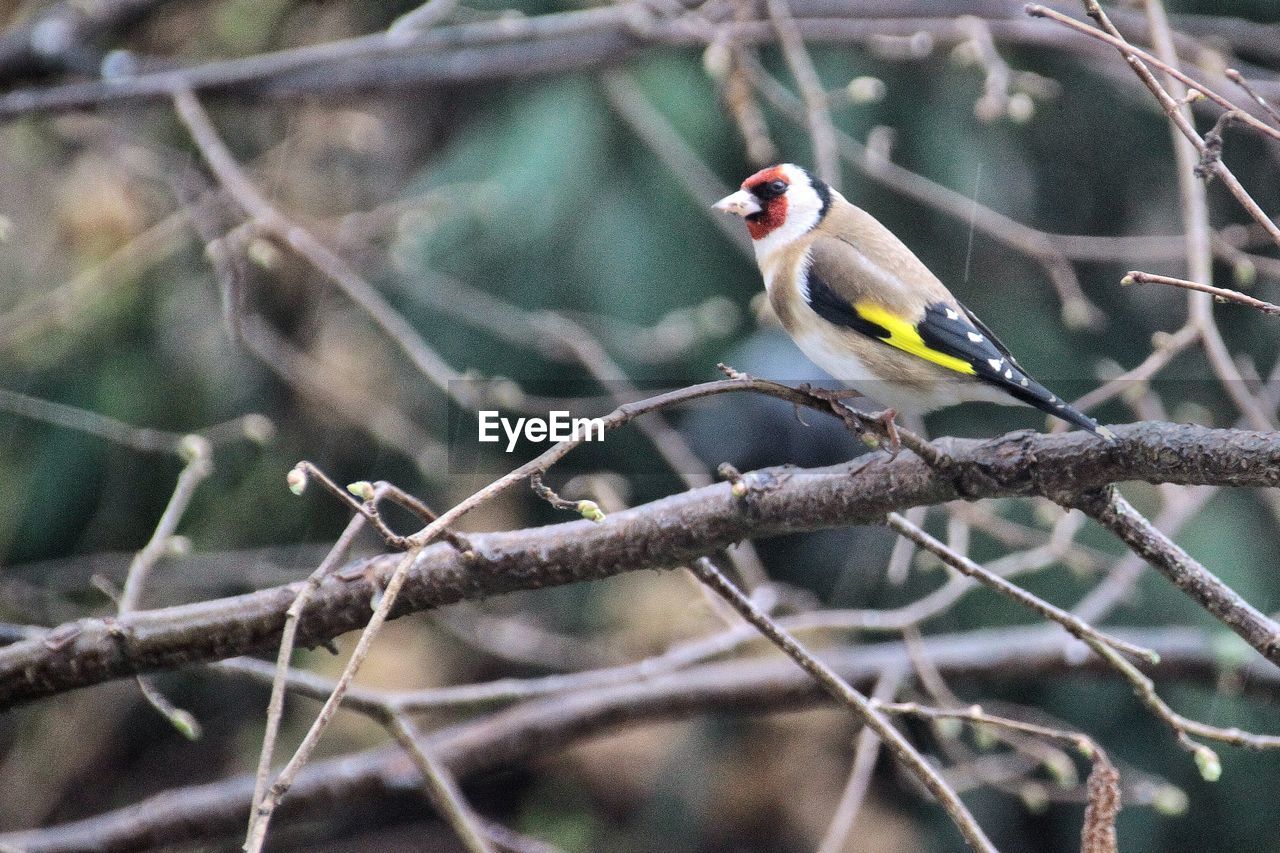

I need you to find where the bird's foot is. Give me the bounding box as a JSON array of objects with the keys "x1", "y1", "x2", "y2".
[
  {"x1": 796, "y1": 385, "x2": 862, "y2": 435},
  {"x1": 797, "y1": 386, "x2": 900, "y2": 455},
  {"x1": 795, "y1": 383, "x2": 863, "y2": 401},
  {"x1": 870, "y1": 408, "x2": 903, "y2": 457}
]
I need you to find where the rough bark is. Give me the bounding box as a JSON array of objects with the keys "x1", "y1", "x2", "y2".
[{"x1": 1, "y1": 421, "x2": 1277, "y2": 709}]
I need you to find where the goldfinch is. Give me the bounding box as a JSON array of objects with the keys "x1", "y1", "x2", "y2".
[{"x1": 714, "y1": 163, "x2": 1114, "y2": 441}]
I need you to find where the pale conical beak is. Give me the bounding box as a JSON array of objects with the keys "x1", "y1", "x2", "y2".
[{"x1": 713, "y1": 190, "x2": 762, "y2": 217}]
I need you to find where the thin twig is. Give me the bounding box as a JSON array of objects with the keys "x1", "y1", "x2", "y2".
[
  {"x1": 244, "y1": 550, "x2": 416, "y2": 852},
  {"x1": 170, "y1": 89, "x2": 475, "y2": 409},
  {"x1": 0, "y1": 387, "x2": 265, "y2": 455},
  {"x1": 1225, "y1": 68, "x2": 1280, "y2": 128},
  {"x1": 244, "y1": 512, "x2": 369, "y2": 845},
  {"x1": 1132, "y1": 0, "x2": 1277, "y2": 432},
  {"x1": 763, "y1": 0, "x2": 840, "y2": 188},
  {"x1": 1089, "y1": 632, "x2": 1280, "y2": 757},
  {"x1": 1027, "y1": 3, "x2": 1280, "y2": 251},
  {"x1": 1070, "y1": 487, "x2": 1280, "y2": 673},
  {"x1": 817, "y1": 669, "x2": 904, "y2": 853},
  {"x1": 868, "y1": 697, "x2": 1122, "y2": 851},
  {"x1": 885, "y1": 513, "x2": 1158, "y2": 663},
  {"x1": 118, "y1": 439, "x2": 213, "y2": 613},
  {"x1": 1072, "y1": 484, "x2": 1215, "y2": 624},
  {"x1": 1068, "y1": 323, "x2": 1198, "y2": 415},
  {"x1": 885, "y1": 505, "x2": 927, "y2": 586},
  {"x1": 688, "y1": 556, "x2": 997, "y2": 852},
  {"x1": 956, "y1": 15, "x2": 1014, "y2": 122},
  {"x1": 112, "y1": 435, "x2": 212, "y2": 734},
  {"x1": 1122, "y1": 271, "x2": 1280, "y2": 315},
  {"x1": 901, "y1": 627, "x2": 1087, "y2": 796},
  {"x1": 381, "y1": 712, "x2": 494, "y2": 853},
  {"x1": 1024, "y1": 5, "x2": 1280, "y2": 144}
]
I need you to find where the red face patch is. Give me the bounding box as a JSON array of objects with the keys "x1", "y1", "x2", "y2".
[{"x1": 741, "y1": 166, "x2": 790, "y2": 241}]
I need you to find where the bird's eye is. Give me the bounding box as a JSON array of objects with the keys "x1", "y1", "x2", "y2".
[{"x1": 755, "y1": 178, "x2": 789, "y2": 201}]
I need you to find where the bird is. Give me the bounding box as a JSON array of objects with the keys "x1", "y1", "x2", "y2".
[{"x1": 713, "y1": 163, "x2": 1114, "y2": 442}]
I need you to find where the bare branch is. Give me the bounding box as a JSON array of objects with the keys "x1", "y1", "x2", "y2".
[
  {"x1": 3, "y1": 412, "x2": 1280, "y2": 708},
  {"x1": 817, "y1": 670, "x2": 903, "y2": 853},
  {"x1": 1071, "y1": 487, "x2": 1280, "y2": 666},
  {"x1": 171, "y1": 89, "x2": 474, "y2": 409},
  {"x1": 1027, "y1": 3, "x2": 1280, "y2": 250},
  {"x1": 0, "y1": 2, "x2": 1266, "y2": 120},
  {"x1": 244, "y1": 513, "x2": 368, "y2": 845},
  {"x1": 3, "y1": 624, "x2": 1267, "y2": 853},
  {"x1": 1225, "y1": 68, "x2": 1280, "y2": 128},
  {"x1": 1122, "y1": 270, "x2": 1280, "y2": 315},
  {"x1": 764, "y1": 0, "x2": 840, "y2": 187},
  {"x1": 381, "y1": 713, "x2": 495, "y2": 853},
  {"x1": 885, "y1": 513, "x2": 1157, "y2": 663},
  {"x1": 117, "y1": 439, "x2": 213, "y2": 613},
  {"x1": 690, "y1": 554, "x2": 995, "y2": 851},
  {"x1": 1024, "y1": 5, "x2": 1280, "y2": 144},
  {"x1": 0, "y1": 387, "x2": 266, "y2": 455}
]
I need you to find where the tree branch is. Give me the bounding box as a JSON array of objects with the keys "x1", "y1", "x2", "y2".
[
  {"x1": 2, "y1": 417, "x2": 1279, "y2": 708},
  {"x1": 0, "y1": 1, "x2": 1268, "y2": 120},
  {"x1": 1122, "y1": 270, "x2": 1280, "y2": 316},
  {"x1": 1071, "y1": 487, "x2": 1280, "y2": 662},
  {"x1": 2, "y1": 625, "x2": 1271, "y2": 853}
]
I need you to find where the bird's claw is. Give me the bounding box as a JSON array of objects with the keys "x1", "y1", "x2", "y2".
[
  {"x1": 872, "y1": 408, "x2": 902, "y2": 457},
  {"x1": 798, "y1": 386, "x2": 901, "y2": 455}
]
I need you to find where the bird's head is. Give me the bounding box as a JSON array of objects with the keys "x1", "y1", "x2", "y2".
[{"x1": 713, "y1": 163, "x2": 830, "y2": 244}]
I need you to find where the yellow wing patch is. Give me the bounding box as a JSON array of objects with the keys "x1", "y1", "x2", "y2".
[{"x1": 853, "y1": 302, "x2": 977, "y2": 375}]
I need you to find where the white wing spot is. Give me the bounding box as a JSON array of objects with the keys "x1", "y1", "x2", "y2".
[
  {"x1": 987, "y1": 358, "x2": 1003, "y2": 371},
  {"x1": 967, "y1": 331, "x2": 984, "y2": 342},
  {"x1": 1003, "y1": 369, "x2": 1013, "y2": 379},
  {"x1": 945, "y1": 308, "x2": 960, "y2": 320},
  {"x1": 1020, "y1": 377, "x2": 1029, "y2": 386}
]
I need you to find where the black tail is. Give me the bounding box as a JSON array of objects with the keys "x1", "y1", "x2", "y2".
[
  {"x1": 917, "y1": 299, "x2": 1116, "y2": 442},
  {"x1": 1004, "y1": 373, "x2": 1115, "y2": 442}
]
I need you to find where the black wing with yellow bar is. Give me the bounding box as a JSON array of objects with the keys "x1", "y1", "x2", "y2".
[{"x1": 805, "y1": 270, "x2": 1113, "y2": 439}]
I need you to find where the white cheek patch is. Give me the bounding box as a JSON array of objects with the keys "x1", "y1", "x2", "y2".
[
  {"x1": 753, "y1": 210, "x2": 819, "y2": 263},
  {"x1": 752, "y1": 167, "x2": 827, "y2": 263}
]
